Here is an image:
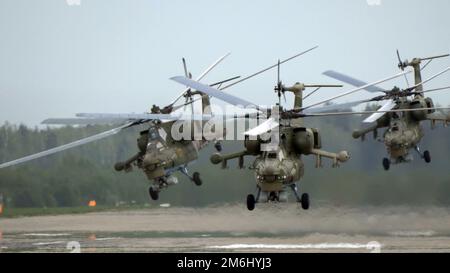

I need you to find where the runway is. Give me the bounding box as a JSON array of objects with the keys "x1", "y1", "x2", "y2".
[{"x1": 1, "y1": 204, "x2": 450, "y2": 252}]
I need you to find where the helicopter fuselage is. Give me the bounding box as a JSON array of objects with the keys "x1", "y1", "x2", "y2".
[
  {"x1": 142, "y1": 139, "x2": 201, "y2": 179},
  {"x1": 210, "y1": 121, "x2": 349, "y2": 207},
  {"x1": 253, "y1": 147, "x2": 304, "y2": 194},
  {"x1": 384, "y1": 117, "x2": 423, "y2": 162}
]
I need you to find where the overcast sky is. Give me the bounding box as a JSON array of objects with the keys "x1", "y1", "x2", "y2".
[{"x1": 1, "y1": 0, "x2": 449, "y2": 126}]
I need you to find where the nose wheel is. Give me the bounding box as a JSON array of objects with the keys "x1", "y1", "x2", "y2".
[
  {"x1": 149, "y1": 186, "x2": 159, "y2": 201},
  {"x1": 192, "y1": 172, "x2": 202, "y2": 186},
  {"x1": 246, "y1": 194, "x2": 256, "y2": 211},
  {"x1": 301, "y1": 193, "x2": 310, "y2": 210},
  {"x1": 423, "y1": 150, "x2": 431, "y2": 163},
  {"x1": 382, "y1": 158, "x2": 390, "y2": 171}
]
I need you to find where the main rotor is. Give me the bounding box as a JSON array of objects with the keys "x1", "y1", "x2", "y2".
[{"x1": 273, "y1": 60, "x2": 342, "y2": 111}]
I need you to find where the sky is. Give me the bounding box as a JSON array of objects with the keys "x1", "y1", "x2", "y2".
[{"x1": 0, "y1": 0, "x2": 449, "y2": 126}]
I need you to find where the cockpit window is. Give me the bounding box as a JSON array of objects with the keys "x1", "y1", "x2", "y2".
[
  {"x1": 148, "y1": 128, "x2": 159, "y2": 141},
  {"x1": 147, "y1": 140, "x2": 166, "y2": 152}
]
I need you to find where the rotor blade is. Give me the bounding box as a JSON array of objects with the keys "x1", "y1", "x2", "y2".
[
  {"x1": 182, "y1": 58, "x2": 189, "y2": 78},
  {"x1": 402, "y1": 73, "x2": 410, "y2": 88},
  {"x1": 396, "y1": 49, "x2": 402, "y2": 65},
  {"x1": 209, "y1": 76, "x2": 241, "y2": 87},
  {"x1": 170, "y1": 76, "x2": 264, "y2": 111},
  {"x1": 362, "y1": 99, "x2": 396, "y2": 123},
  {"x1": 277, "y1": 59, "x2": 280, "y2": 86},
  {"x1": 406, "y1": 67, "x2": 450, "y2": 92},
  {"x1": 322, "y1": 70, "x2": 385, "y2": 93},
  {"x1": 302, "y1": 106, "x2": 450, "y2": 118},
  {"x1": 183, "y1": 95, "x2": 188, "y2": 112},
  {"x1": 301, "y1": 70, "x2": 412, "y2": 111},
  {"x1": 0, "y1": 122, "x2": 135, "y2": 169},
  {"x1": 169, "y1": 52, "x2": 231, "y2": 106},
  {"x1": 303, "y1": 87, "x2": 321, "y2": 100},
  {"x1": 220, "y1": 46, "x2": 318, "y2": 90},
  {"x1": 76, "y1": 112, "x2": 184, "y2": 121},
  {"x1": 303, "y1": 99, "x2": 374, "y2": 114},
  {"x1": 420, "y1": 54, "x2": 450, "y2": 61},
  {"x1": 244, "y1": 118, "x2": 279, "y2": 136},
  {"x1": 172, "y1": 97, "x2": 202, "y2": 112},
  {"x1": 411, "y1": 86, "x2": 450, "y2": 95},
  {"x1": 42, "y1": 118, "x2": 129, "y2": 125},
  {"x1": 420, "y1": 59, "x2": 433, "y2": 72},
  {"x1": 77, "y1": 112, "x2": 253, "y2": 121}
]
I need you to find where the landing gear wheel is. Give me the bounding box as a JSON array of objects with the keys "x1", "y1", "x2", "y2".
[
  {"x1": 424, "y1": 150, "x2": 431, "y2": 163},
  {"x1": 301, "y1": 193, "x2": 310, "y2": 210},
  {"x1": 382, "y1": 158, "x2": 390, "y2": 171},
  {"x1": 247, "y1": 194, "x2": 256, "y2": 211},
  {"x1": 193, "y1": 172, "x2": 202, "y2": 186},
  {"x1": 149, "y1": 186, "x2": 159, "y2": 201}
]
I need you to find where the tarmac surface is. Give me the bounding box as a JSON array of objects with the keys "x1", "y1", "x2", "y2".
[{"x1": 1, "y1": 204, "x2": 450, "y2": 252}]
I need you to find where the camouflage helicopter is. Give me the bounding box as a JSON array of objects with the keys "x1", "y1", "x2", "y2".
[
  {"x1": 323, "y1": 51, "x2": 450, "y2": 170},
  {"x1": 0, "y1": 54, "x2": 241, "y2": 200},
  {"x1": 171, "y1": 54, "x2": 422, "y2": 210},
  {"x1": 171, "y1": 51, "x2": 450, "y2": 210},
  {"x1": 0, "y1": 49, "x2": 317, "y2": 201}
]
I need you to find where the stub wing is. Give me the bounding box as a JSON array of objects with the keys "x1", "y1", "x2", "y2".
[{"x1": 427, "y1": 111, "x2": 450, "y2": 122}]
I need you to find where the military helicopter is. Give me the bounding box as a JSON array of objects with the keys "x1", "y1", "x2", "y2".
[
  {"x1": 323, "y1": 51, "x2": 450, "y2": 170},
  {"x1": 0, "y1": 54, "x2": 238, "y2": 200},
  {"x1": 171, "y1": 52, "x2": 450, "y2": 210},
  {"x1": 0, "y1": 48, "x2": 318, "y2": 201}
]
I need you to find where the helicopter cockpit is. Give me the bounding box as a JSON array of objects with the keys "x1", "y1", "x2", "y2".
[{"x1": 147, "y1": 127, "x2": 168, "y2": 152}]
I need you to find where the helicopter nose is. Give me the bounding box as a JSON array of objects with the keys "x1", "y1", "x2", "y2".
[
  {"x1": 258, "y1": 165, "x2": 281, "y2": 182},
  {"x1": 261, "y1": 165, "x2": 276, "y2": 176}
]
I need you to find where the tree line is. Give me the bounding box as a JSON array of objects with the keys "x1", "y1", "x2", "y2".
[{"x1": 0, "y1": 114, "x2": 450, "y2": 208}]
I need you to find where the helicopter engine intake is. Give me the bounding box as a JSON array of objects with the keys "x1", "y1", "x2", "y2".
[
  {"x1": 409, "y1": 97, "x2": 435, "y2": 121},
  {"x1": 292, "y1": 128, "x2": 321, "y2": 154}
]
